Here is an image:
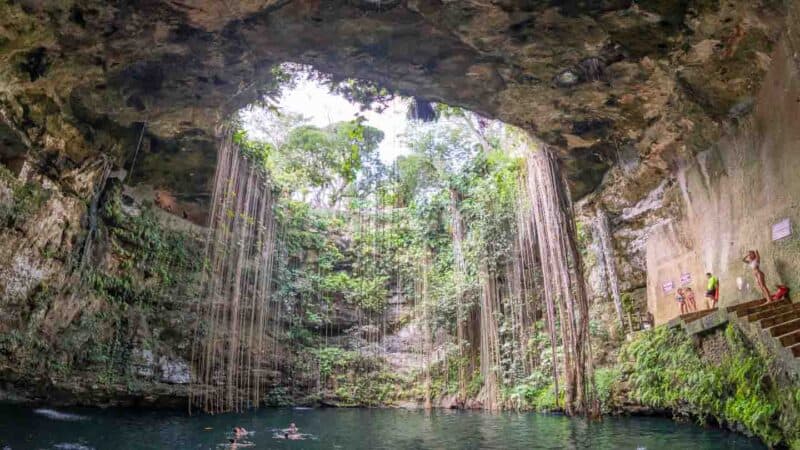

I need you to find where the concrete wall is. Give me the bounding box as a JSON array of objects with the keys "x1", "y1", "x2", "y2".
[{"x1": 647, "y1": 36, "x2": 800, "y2": 324}]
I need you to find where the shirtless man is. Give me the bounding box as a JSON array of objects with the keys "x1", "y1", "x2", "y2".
[{"x1": 743, "y1": 250, "x2": 772, "y2": 302}]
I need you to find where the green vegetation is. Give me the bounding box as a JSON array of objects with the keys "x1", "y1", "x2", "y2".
[
  {"x1": 234, "y1": 117, "x2": 384, "y2": 207},
  {"x1": 0, "y1": 165, "x2": 51, "y2": 229},
  {"x1": 233, "y1": 102, "x2": 536, "y2": 407},
  {"x1": 621, "y1": 325, "x2": 800, "y2": 448},
  {"x1": 311, "y1": 346, "x2": 407, "y2": 407},
  {"x1": 95, "y1": 182, "x2": 203, "y2": 306},
  {"x1": 0, "y1": 173, "x2": 205, "y2": 395}
]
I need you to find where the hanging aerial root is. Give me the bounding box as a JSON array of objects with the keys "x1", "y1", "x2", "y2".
[
  {"x1": 517, "y1": 143, "x2": 598, "y2": 417},
  {"x1": 190, "y1": 128, "x2": 278, "y2": 414}
]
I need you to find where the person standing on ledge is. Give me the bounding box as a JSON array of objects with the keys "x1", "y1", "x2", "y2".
[
  {"x1": 705, "y1": 272, "x2": 719, "y2": 309},
  {"x1": 675, "y1": 288, "x2": 688, "y2": 315},
  {"x1": 685, "y1": 287, "x2": 697, "y2": 312},
  {"x1": 743, "y1": 250, "x2": 772, "y2": 302}
]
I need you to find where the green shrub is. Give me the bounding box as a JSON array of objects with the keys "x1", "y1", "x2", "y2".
[
  {"x1": 621, "y1": 325, "x2": 796, "y2": 447},
  {"x1": 594, "y1": 367, "x2": 621, "y2": 413},
  {"x1": 264, "y1": 386, "x2": 292, "y2": 406}
]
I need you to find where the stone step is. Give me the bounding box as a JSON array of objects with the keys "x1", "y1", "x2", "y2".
[
  {"x1": 737, "y1": 299, "x2": 791, "y2": 318},
  {"x1": 730, "y1": 312, "x2": 800, "y2": 377},
  {"x1": 779, "y1": 330, "x2": 800, "y2": 347},
  {"x1": 760, "y1": 307, "x2": 800, "y2": 329},
  {"x1": 749, "y1": 302, "x2": 800, "y2": 323},
  {"x1": 767, "y1": 317, "x2": 800, "y2": 337},
  {"x1": 727, "y1": 298, "x2": 768, "y2": 314},
  {"x1": 680, "y1": 308, "x2": 717, "y2": 323}
]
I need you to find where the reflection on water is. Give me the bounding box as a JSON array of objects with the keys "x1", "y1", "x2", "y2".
[{"x1": 0, "y1": 403, "x2": 765, "y2": 450}]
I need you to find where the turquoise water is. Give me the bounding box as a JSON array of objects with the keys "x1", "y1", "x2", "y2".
[{"x1": 0, "y1": 403, "x2": 765, "y2": 449}]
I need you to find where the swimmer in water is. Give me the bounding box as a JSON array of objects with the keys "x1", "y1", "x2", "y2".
[
  {"x1": 232, "y1": 427, "x2": 247, "y2": 438},
  {"x1": 275, "y1": 423, "x2": 304, "y2": 440},
  {"x1": 275, "y1": 431, "x2": 299, "y2": 440}
]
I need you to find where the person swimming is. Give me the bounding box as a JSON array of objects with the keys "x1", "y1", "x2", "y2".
[{"x1": 274, "y1": 423, "x2": 305, "y2": 440}]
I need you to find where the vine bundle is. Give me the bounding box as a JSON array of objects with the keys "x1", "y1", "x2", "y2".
[
  {"x1": 517, "y1": 145, "x2": 598, "y2": 416},
  {"x1": 190, "y1": 130, "x2": 279, "y2": 413}
]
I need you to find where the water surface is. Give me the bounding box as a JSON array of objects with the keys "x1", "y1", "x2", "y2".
[{"x1": 0, "y1": 403, "x2": 765, "y2": 449}]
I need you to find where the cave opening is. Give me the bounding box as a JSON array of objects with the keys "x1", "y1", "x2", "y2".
[{"x1": 185, "y1": 64, "x2": 595, "y2": 415}]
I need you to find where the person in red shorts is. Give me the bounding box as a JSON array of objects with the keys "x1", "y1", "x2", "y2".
[{"x1": 705, "y1": 273, "x2": 719, "y2": 309}]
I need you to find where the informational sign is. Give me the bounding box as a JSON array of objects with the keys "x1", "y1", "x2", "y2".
[
  {"x1": 772, "y1": 218, "x2": 792, "y2": 241},
  {"x1": 680, "y1": 272, "x2": 692, "y2": 285},
  {"x1": 662, "y1": 281, "x2": 674, "y2": 294}
]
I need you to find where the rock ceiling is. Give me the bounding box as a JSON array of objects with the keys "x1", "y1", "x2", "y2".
[{"x1": 0, "y1": 0, "x2": 788, "y2": 201}]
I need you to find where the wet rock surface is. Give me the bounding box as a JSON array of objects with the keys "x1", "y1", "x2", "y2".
[{"x1": 158, "y1": 357, "x2": 191, "y2": 384}]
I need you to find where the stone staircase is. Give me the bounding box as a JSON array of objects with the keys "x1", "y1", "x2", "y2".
[
  {"x1": 667, "y1": 297, "x2": 800, "y2": 378},
  {"x1": 678, "y1": 308, "x2": 718, "y2": 324},
  {"x1": 728, "y1": 298, "x2": 800, "y2": 359}
]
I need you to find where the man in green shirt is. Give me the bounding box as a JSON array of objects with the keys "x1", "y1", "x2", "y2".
[{"x1": 705, "y1": 273, "x2": 719, "y2": 309}]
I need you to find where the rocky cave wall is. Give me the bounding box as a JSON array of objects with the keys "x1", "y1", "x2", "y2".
[
  {"x1": 572, "y1": 0, "x2": 800, "y2": 326},
  {"x1": 0, "y1": 0, "x2": 798, "y2": 401},
  {"x1": 643, "y1": 25, "x2": 800, "y2": 324}
]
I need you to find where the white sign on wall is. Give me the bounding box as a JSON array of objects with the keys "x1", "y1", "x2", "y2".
[
  {"x1": 680, "y1": 272, "x2": 692, "y2": 285},
  {"x1": 662, "y1": 281, "x2": 674, "y2": 294},
  {"x1": 772, "y1": 218, "x2": 792, "y2": 241}
]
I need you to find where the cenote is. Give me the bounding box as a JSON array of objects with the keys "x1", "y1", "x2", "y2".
[
  {"x1": 0, "y1": 405, "x2": 766, "y2": 450},
  {"x1": 2, "y1": 1, "x2": 800, "y2": 449}
]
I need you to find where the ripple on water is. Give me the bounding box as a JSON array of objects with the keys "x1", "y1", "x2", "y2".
[
  {"x1": 53, "y1": 444, "x2": 94, "y2": 450},
  {"x1": 33, "y1": 408, "x2": 89, "y2": 421}
]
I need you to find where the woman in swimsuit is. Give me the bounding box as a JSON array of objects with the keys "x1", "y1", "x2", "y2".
[
  {"x1": 684, "y1": 287, "x2": 697, "y2": 312},
  {"x1": 675, "y1": 288, "x2": 687, "y2": 315},
  {"x1": 743, "y1": 250, "x2": 772, "y2": 302}
]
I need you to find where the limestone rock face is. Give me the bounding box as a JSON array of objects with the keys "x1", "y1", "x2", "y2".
[
  {"x1": 0, "y1": 170, "x2": 85, "y2": 303},
  {"x1": 0, "y1": 1, "x2": 786, "y2": 193},
  {"x1": 158, "y1": 356, "x2": 191, "y2": 385},
  {"x1": 132, "y1": 349, "x2": 156, "y2": 379}
]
